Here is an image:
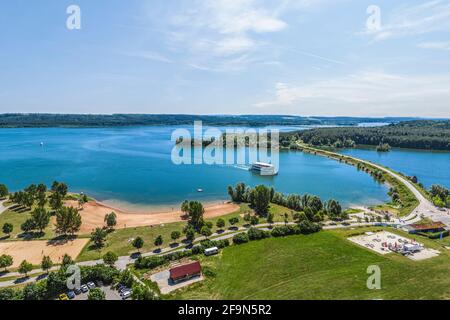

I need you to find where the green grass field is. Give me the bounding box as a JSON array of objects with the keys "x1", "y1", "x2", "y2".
[{"x1": 167, "y1": 228, "x2": 450, "y2": 300}]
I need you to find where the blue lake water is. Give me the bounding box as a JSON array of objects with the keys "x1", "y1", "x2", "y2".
[
  {"x1": 0, "y1": 126, "x2": 394, "y2": 210},
  {"x1": 339, "y1": 148, "x2": 450, "y2": 189}
]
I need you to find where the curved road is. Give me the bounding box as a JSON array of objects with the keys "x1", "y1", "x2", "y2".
[{"x1": 304, "y1": 145, "x2": 450, "y2": 227}]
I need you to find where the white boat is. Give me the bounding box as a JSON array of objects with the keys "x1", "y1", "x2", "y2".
[
  {"x1": 250, "y1": 162, "x2": 278, "y2": 176},
  {"x1": 197, "y1": 189, "x2": 204, "y2": 193}
]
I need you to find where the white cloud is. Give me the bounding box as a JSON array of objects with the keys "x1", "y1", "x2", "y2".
[
  {"x1": 417, "y1": 41, "x2": 450, "y2": 51},
  {"x1": 169, "y1": 0, "x2": 287, "y2": 57},
  {"x1": 365, "y1": 0, "x2": 450, "y2": 41},
  {"x1": 254, "y1": 71, "x2": 450, "y2": 116},
  {"x1": 120, "y1": 51, "x2": 173, "y2": 63}
]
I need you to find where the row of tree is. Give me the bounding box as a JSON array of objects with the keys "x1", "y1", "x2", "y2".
[{"x1": 228, "y1": 183, "x2": 348, "y2": 221}]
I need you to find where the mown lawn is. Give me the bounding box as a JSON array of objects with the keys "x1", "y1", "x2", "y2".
[
  {"x1": 168, "y1": 228, "x2": 450, "y2": 300},
  {"x1": 0, "y1": 209, "x2": 56, "y2": 240}
]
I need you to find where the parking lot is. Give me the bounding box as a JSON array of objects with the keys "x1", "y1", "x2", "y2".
[
  {"x1": 59, "y1": 281, "x2": 127, "y2": 301},
  {"x1": 348, "y1": 231, "x2": 440, "y2": 260},
  {"x1": 72, "y1": 285, "x2": 122, "y2": 301}
]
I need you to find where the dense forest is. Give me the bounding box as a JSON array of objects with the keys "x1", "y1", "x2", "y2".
[
  {"x1": 0, "y1": 113, "x2": 422, "y2": 128},
  {"x1": 282, "y1": 120, "x2": 450, "y2": 151}
]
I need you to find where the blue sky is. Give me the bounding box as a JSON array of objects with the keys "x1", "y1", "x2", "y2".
[{"x1": 0, "y1": 0, "x2": 449, "y2": 117}]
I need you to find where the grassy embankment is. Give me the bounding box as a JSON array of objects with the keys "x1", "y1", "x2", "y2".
[
  {"x1": 299, "y1": 144, "x2": 419, "y2": 217},
  {"x1": 165, "y1": 227, "x2": 450, "y2": 300}
]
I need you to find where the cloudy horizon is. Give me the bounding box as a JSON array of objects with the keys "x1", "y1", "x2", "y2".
[{"x1": 1, "y1": 0, "x2": 449, "y2": 117}]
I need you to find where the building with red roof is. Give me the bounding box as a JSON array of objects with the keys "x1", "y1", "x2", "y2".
[{"x1": 169, "y1": 261, "x2": 202, "y2": 284}]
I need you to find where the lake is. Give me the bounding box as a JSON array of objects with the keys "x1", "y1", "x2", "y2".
[
  {"x1": 339, "y1": 148, "x2": 450, "y2": 189},
  {"x1": 0, "y1": 126, "x2": 393, "y2": 210}
]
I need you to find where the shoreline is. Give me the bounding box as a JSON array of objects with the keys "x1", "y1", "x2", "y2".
[
  {"x1": 65, "y1": 199, "x2": 240, "y2": 234},
  {"x1": 97, "y1": 198, "x2": 230, "y2": 215}
]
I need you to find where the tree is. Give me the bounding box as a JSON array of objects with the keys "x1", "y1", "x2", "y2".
[
  {"x1": 183, "y1": 201, "x2": 205, "y2": 230},
  {"x1": 91, "y1": 227, "x2": 108, "y2": 248},
  {"x1": 171, "y1": 231, "x2": 181, "y2": 242},
  {"x1": 216, "y1": 218, "x2": 225, "y2": 230},
  {"x1": 36, "y1": 184, "x2": 47, "y2": 208},
  {"x1": 55, "y1": 206, "x2": 82, "y2": 236},
  {"x1": 251, "y1": 185, "x2": 271, "y2": 216},
  {"x1": 51, "y1": 181, "x2": 68, "y2": 197},
  {"x1": 31, "y1": 207, "x2": 50, "y2": 233},
  {"x1": 41, "y1": 256, "x2": 53, "y2": 273},
  {"x1": 309, "y1": 196, "x2": 323, "y2": 214},
  {"x1": 88, "y1": 288, "x2": 106, "y2": 300},
  {"x1": 131, "y1": 284, "x2": 159, "y2": 300},
  {"x1": 200, "y1": 226, "x2": 212, "y2": 239},
  {"x1": 49, "y1": 181, "x2": 68, "y2": 210},
  {"x1": 18, "y1": 260, "x2": 33, "y2": 277},
  {"x1": 326, "y1": 199, "x2": 343, "y2": 220},
  {"x1": 132, "y1": 236, "x2": 144, "y2": 252},
  {"x1": 0, "y1": 184, "x2": 8, "y2": 198},
  {"x1": 61, "y1": 254, "x2": 73, "y2": 267},
  {"x1": 229, "y1": 217, "x2": 239, "y2": 227},
  {"x1": 119, "y1": 269, "x2": 134, "y2": 288},
  {"x1": 250, "y1": 215, "x2": 260, "y2": 226},
  {"x1": 2, "y1": 223, "x2": 13, "y2": 237},
  {"x1": 104, "y1": 212, "x2": 117, "y2": 230},
  {"x1": 0, "y1": 255, "x2": 13, "y2": 272},
  {"x1": 183, "y1": 225, "x2": 196, "y2": 242},
  {"x1": 181, "y1": 200, "x2": 189, "y2": 214},
  {"x1": 103, "y1": 251, "x2": 118, "y2": 267},
  {"x1": 21, "y1": 219, "x2": 35, "y2": 233},
  {"x1": 267, "y1": 212, "x2": 274, "y2": 225},
  {"x1": 154, "y1": 235, "x2": 163, "y2": 248}
]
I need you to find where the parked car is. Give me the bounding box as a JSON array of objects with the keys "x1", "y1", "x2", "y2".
[
  {"x1": 67, "y1": 291, "x2": 76, "y2": 299},
  {"x1": 80, "y1": 285, "x2": 89, "y2": 293},
  {"x1": 122, "y1": 291, "x2": 132, "y2": 300},
  {"x1": 87, "y1": 282, "x2": 96, "y2": 289},
  {"x1": 119, "y1": 287, "x2": 130, "y2": 295},
  {"x1": 59, "y1": 294, "x2": 69, "y2": 301},
  {"x1": 74, "y1": 288, "x2": 82, "y2": 295}
]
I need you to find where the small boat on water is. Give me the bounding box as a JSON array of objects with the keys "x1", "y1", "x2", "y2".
[
  {"x1": 197, "y1": 189, "x2": 204, "y2": 193},
  {"x1": 250, "y1": 162, "x2": 278, "y2": 176}
]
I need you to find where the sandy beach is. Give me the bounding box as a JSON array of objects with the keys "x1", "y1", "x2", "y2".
[{"x1": 65, "y1": 200, "x2": 240, "y2": 234}]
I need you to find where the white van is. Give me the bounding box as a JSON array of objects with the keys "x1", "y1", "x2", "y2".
[{"x1": 204, "y1": 247, "x2": 219, "y2": 256}]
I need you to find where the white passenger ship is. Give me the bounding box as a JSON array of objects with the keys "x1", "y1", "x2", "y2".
[{"x1": 250, "y1": 162, "x2": 278, "y2": 176}]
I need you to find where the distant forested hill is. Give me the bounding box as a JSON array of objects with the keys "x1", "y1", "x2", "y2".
[
  {"x1": 282, "y1": 120, "x2": 450, "y2": 151},
  {"x1": 0, "y1": 113, "x2": 421, "y2": 128}
]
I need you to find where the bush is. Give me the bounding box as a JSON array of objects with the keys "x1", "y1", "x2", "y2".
[
  {"x1": 0, "y1": 288, "x2": 21, "y2": 300},
  {"x1": 134, "y1": 256, "x2": 167, "y2": 270},
  {"x1": 88, "y1": 288, "x2": 106, "y2": 300},
  {"x1": 298, "y1": 220, "x2": 322, "y2": 234},
  {"x1": 232, "y1": 233, "x2": 249, "y2": 244},
  {"x1": 247, "y1": 227, "x2": 270, "y2": 240},
  {"x1": 80, "y1": 264, "x2": 120, "y2": 285}
]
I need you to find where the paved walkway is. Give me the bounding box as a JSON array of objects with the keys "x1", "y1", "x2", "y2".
[{"x1": 0, "y1": 200, "x2": 8, "y2": 215}]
